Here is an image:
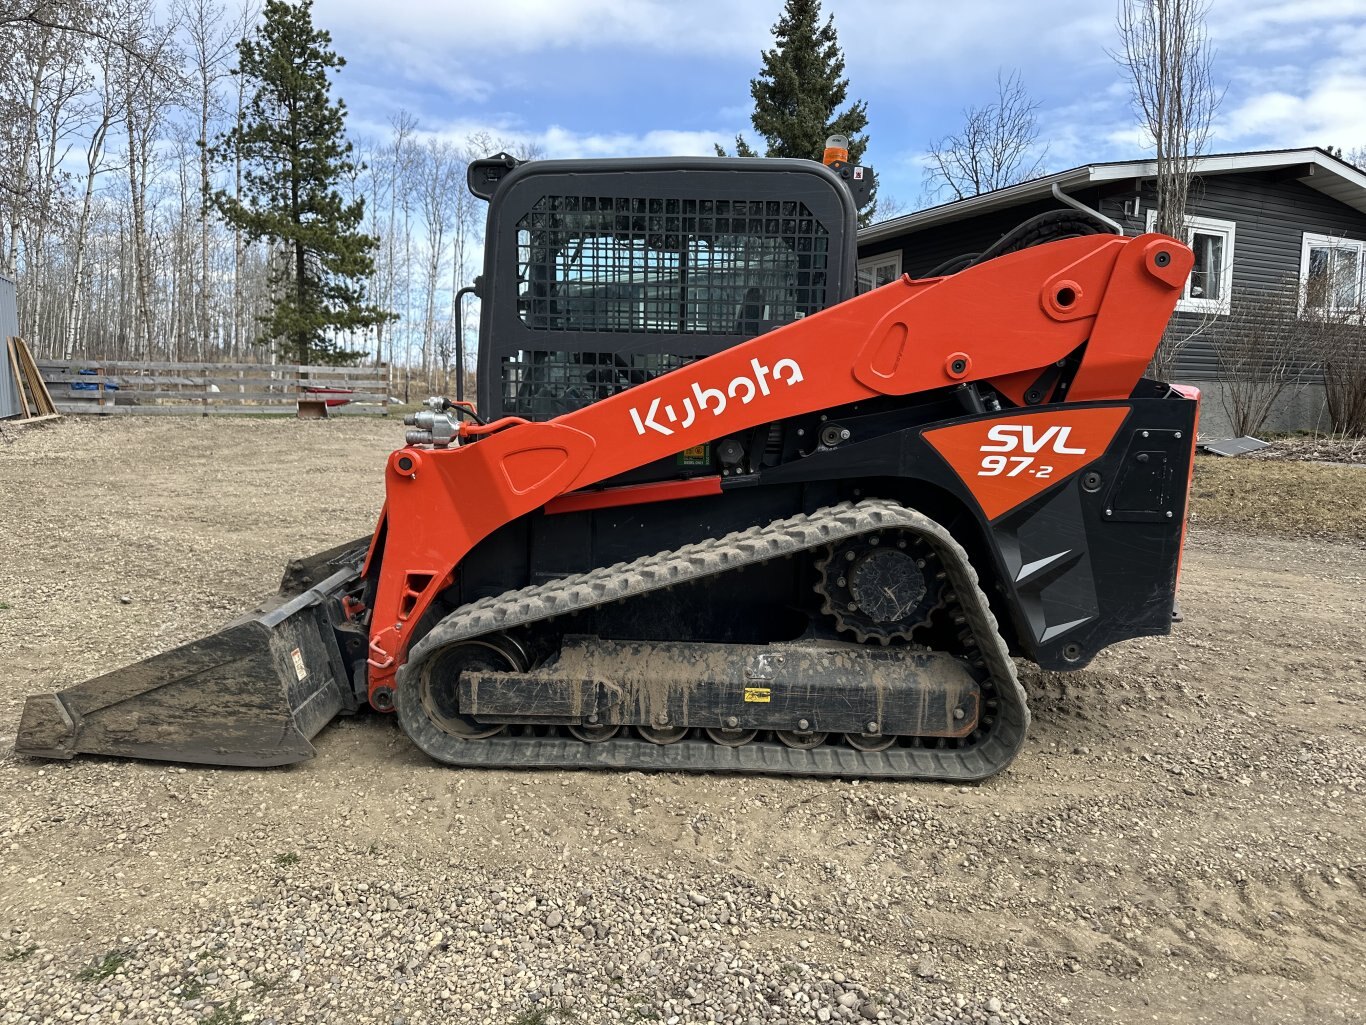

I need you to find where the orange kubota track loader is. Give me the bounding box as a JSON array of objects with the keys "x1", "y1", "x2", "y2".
[{"x1": 16, "y1": 151, "x2": 1199, "y2": 781}]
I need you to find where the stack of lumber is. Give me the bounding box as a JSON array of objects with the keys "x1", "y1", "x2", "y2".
[{"x1": 5, "y1": 337, "x2": 58, "y2": 423}]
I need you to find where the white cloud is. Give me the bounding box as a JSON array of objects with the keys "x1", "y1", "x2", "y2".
[
  {"x1": 1209, "y1": 1, "x2": 1366, "y2": 150},
  {"x1": 322, "y1": 0, "x2": 769, "y2": 56},
  {"x1": 322, "y1": 0, "x2": 1115, "y2": 76},
  {"x1": 1102, "y1": 124, "x2": 1151, "y2": 153},
  {"x1": 1219, "y1": 71, "x2": 1366, "y2": 147},
  {"x1": 536, "y1": 126, "x2": 725, "y2": 158},
  {"x1": 1208, "y1": 0, "x2": 1366, "y2": 41},
  {"x1": 349, "y1": 114, "x2": 727, "y2": 160}
]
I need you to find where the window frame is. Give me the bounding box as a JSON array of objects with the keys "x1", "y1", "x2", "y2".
[
  {"x1": 1300, "y1": 231, "x2": 1366, "y2": 319},
  {"x1": 857, "y1": 251, "x2": 902, "y2": 294},
  {"x1": 1146, "y1": 210, "x2": 1236, "y2": 315}
]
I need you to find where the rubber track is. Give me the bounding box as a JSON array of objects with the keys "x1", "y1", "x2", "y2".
[{"x1": 395, "y1": 499, "x2": 1030, "y2": 781}]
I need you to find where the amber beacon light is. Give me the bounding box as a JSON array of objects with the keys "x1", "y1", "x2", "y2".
[{"x1": 822, "y1": 133, "x2": 850, "y2": 166}]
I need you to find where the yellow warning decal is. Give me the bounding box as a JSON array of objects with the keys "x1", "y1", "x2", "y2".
[
  {"x1": 743, "y1": 687, "x2": 771, "y2": 703},
  {"x1": 676, "y1": 443, "x2": 710, "y2": 467}
]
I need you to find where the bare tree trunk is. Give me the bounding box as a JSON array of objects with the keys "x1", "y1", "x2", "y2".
[
  {"x1": 6, "y1": 32, "x2": 53, "y2": 271},
  {"x1": 233, "y1": 66, "x2": 246, "y2": 356},
  {"x1": 417, "y1": 138, "x2": 456, "y2": 394},
  {"x1": 123, "y1": 109, "x2": 152, "y2": 357},
  {"x1": 1114, "y1": 0, "x2": 1222, "y2": 377},
  {"x1": 378, "y1": 112, "x2": 416, "y2": 377},
  {"x1": 64, "y1": 113, "x2": 112, "y2": 359},
  {"x1": 180, "y1": 0, "x2": 236, "y2": 359}
]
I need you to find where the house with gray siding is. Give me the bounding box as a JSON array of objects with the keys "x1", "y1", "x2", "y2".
[{"x1": 857, "y1": 148, "x2": 1366, "y2": 436}]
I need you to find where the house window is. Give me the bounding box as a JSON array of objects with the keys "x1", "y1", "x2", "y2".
[
  {"x1": 1147, "y1": 211, "x2": 1236, "y2": 314},
  {"x1": 857, "y1": 252, "x2": 902, "y2": 294},
  {"x1": 1301, "y1": 233, "x2": 1365, "y2": 315}
]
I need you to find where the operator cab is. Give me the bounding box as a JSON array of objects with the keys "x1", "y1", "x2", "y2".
[{"x1": 470, "y1": 155, "x2": 866, "y2": 421}]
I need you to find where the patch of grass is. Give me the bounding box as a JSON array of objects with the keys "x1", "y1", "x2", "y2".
[
  {"x1": 251, "y1": 973, "x2": 281, "y2": 994},
  {"x1": 273, "y1": 852, "x2": 300, "y2": 867},
  {"x1": 510, "y1": 1009, "x2": 576, "y2": 1025},
  {"x1": 1190, "y1": 456, "x2": 1366, "y2": 542},
  {"x1": 0, "y1": 601, "x2": 11, "y2": 610},
  {"x1": 77, "y1": 949, "x2": 130, "y2": 982},
  {"x1": 176, "y1": 977, "x2": 207, "y2": 1000},
  {"x1": 203, "y1": 1000, "x2": 247, "y2": 1025},
  {"x1": 2, "y1": 944, "x2": 36, "y2": 962}
]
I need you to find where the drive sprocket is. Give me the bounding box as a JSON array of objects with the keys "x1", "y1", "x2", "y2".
[{"x1": 814, "y1": 531, "x2": 945, "y2": 644}]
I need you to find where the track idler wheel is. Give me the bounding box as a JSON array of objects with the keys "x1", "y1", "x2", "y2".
[{"x1": 414, "y1": 637, "x2": 527, "y2": 740}]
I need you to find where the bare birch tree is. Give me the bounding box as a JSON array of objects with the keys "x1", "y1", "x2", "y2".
[
  {"x1": 63, "y1": 5, "x2": 128, "y2": 358},
  {"x1": 2, "y1": 16, "x2": 82, "y2": 272},
  {"x1": 1113, "y1": 0, "x2": 1221, "y2": 237},
  {"x1": 415, "y1": 138, "x2": 458, "y2": 388},
  {"x1": 177, "y1": 0, "x2": 239, "y2": 358},
  {"x1": 1113, "y1": 0, "x2": 1222, "y2": 378}
]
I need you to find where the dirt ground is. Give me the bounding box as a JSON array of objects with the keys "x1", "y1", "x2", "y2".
[{"x1": 0, "y1": 417, "x2": 1362, "y2": 1025}]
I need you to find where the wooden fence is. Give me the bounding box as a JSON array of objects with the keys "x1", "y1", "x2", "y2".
[{"x1": 37, "y1": 359, "x2": 390, "y2": 416}]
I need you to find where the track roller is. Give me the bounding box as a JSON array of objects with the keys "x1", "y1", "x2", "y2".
[{"x1": 776, "y1": 730, "x2": 828, "y2": 750}]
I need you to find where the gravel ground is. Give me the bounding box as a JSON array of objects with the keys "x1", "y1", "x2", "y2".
[{"x1": 0, "y1": 417, "x2": 1362, "y2": 1025}]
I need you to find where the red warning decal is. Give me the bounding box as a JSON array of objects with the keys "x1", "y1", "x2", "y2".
[{"x1": 924, "y1": 407, "x2": 1129, "y2": 521}]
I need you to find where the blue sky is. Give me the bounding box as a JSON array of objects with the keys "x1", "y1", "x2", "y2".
[{"x1": 318, "y1": 0, "x2": 1366, "y2": 211}]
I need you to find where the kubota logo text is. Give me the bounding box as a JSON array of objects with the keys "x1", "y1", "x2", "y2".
[
  {"x1": 629, "y1": 356, "x2": 804, "y2": 437},
  {"x1": 977, "y1": 424, "x2": 1087, "y2": 479}
]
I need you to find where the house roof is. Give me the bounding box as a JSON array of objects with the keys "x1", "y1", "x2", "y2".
[{"x1": 860, "y1": 147, "x2": 1366, "y2": 244}]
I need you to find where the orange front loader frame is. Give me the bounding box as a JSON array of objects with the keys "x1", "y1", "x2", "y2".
[{"x1": 361, "y1": 233, "x2": 1193, "y2": 707}]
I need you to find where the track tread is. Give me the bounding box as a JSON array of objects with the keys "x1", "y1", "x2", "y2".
[{"x1": 396, "y1": 499, "x2": 1029, "y2": 781}]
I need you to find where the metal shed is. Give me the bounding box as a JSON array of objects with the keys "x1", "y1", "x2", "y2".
[{"x1": 0, "y1": 273, "x2": 19, "y2": 419}]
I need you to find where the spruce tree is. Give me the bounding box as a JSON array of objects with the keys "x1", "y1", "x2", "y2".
[
  {"x1": 209, "y1": 0, "x2": 391, "y2": 365},
  {"x1": 726, "y1": 0, "x2": 870, "y2": 167}
]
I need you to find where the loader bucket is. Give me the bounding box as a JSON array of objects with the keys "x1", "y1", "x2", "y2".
[{"x1": 14, "y1": 565, "x2": 362, "y2": 767}]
